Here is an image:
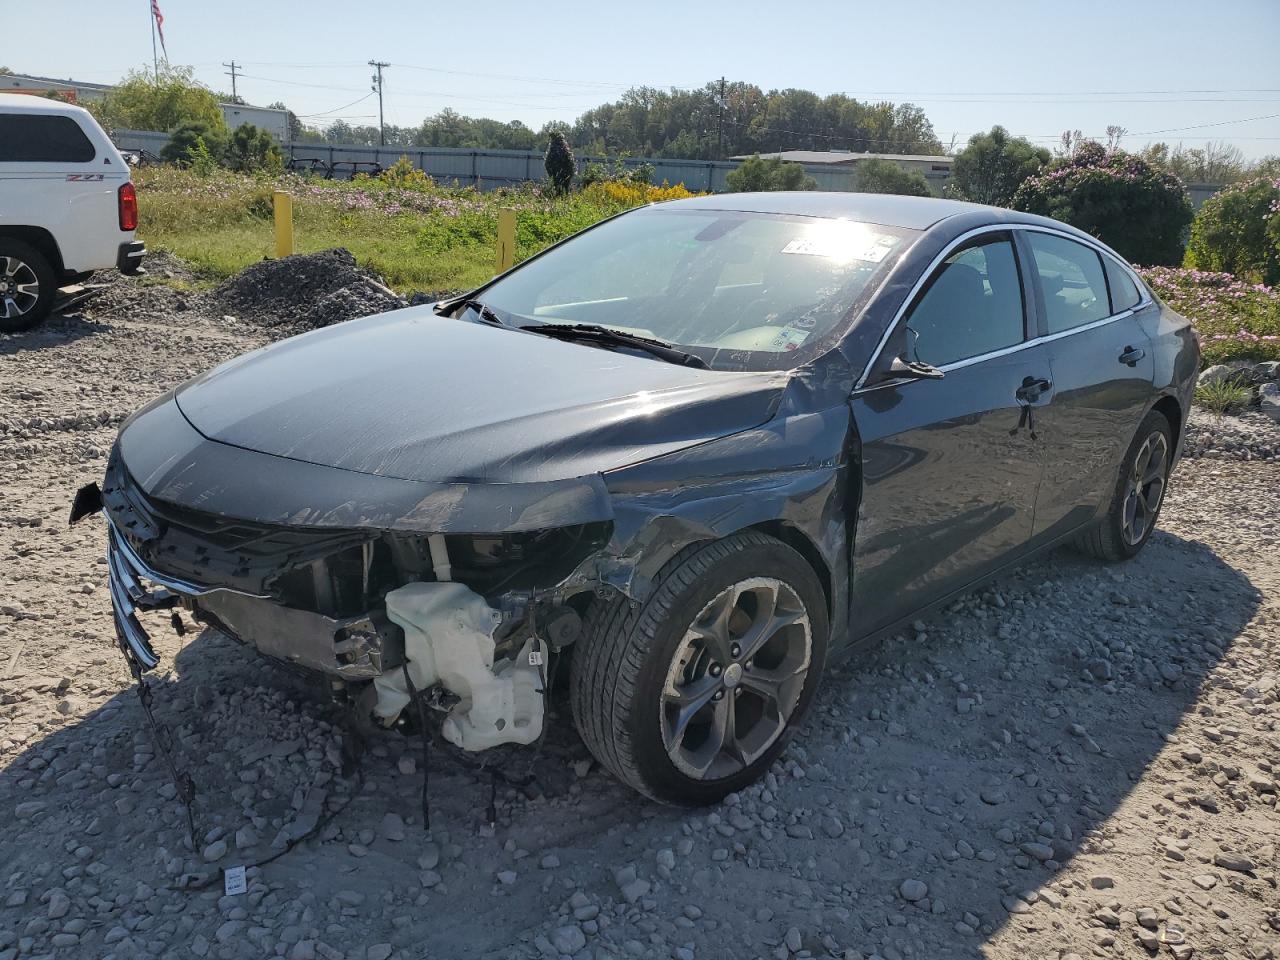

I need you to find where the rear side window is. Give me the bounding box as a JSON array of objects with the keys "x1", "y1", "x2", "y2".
[
  {"x1": 1026, "y1": 232, "x2": 1110, "y2": 333},
  {"x1": 1104, "y1": 256, "x2": 1142, "y2": 312},
  {"x1": 904, "y1": 236, "x2": 1025, "y2": 367},
  {"x1": 0, "y1": 114, "x2": 96, "y2": 162}
]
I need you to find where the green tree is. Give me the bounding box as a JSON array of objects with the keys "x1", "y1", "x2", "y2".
[
  {"x1": 544, "y1": 131, "x2": 575, "y2": 194},
  {"x1": 161, "y1": 121, "x2": 229, "y2": 165},
  {"x1": 725, "y1": 154, "x2": 817, "y2": 192},
  {"x1": 225, "y1": 123, "x2": 283, "y2": 173},
  {"x1": 1012, "y1": 141, "x2": 1193, "y2": 265},
  {"x1": 855, "y1": 158, "x2": 931, "y2": 197},
  {"x1": 1184, "y1": 177, "x2": 1280, "y2": 284},
  {"x1": 92, "y1": 66, "x2": 226, "y2": 133},
  {"x1": 949, "y1": 126, "x2": 1050, "y2": 206}
]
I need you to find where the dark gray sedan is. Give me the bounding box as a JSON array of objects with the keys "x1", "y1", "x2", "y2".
[{"x1": 85, "y1": 192, "x2": 1198, "y2": 805}]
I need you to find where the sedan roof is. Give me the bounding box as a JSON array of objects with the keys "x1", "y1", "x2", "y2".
[{"x1": 667, "y1": 191, "x2": 1007, "y2": 231}]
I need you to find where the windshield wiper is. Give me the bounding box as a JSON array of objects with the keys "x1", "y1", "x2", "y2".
[{"x1": 519, "y1": 323, "x2": 708, "y2": 369}]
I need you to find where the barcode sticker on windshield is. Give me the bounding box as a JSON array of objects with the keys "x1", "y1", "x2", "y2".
[{"x1": 781, "y1": 234, "x2": 893, "y2": 262}]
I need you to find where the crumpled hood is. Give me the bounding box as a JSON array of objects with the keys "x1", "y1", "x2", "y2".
[{"x1": 175, "y1": 308, "x2": 787, "y2": 484}]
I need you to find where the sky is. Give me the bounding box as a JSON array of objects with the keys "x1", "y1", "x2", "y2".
[{"x1": 6, "y1": 0, "x2": 1280, "y2": 158}]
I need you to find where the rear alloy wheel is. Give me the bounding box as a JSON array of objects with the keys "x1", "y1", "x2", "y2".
[
  {"x1": 1074, "y1": 410, "x2": 1173, "y2": 562},
  {"x1": 571, "y1": 532, "x2": 828, "y2": 805},
  {"x1": 0, "y1": 241, "x2": 56, "y2": 333}
]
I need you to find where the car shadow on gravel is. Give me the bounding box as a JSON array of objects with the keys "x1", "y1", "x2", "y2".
[
  {"x1": 0, "y1": 527, "x2": 1261, "y2": 959},
  {"x1": 0, "y1": 310, "x2": 109, "y2": 355}
]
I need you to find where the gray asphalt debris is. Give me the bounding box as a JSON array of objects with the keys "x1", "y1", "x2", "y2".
[
  {"x1": 213, "y1": 248, "x2": 407, "y2": 330},
  {"x1": 1, "y1": 257, "x2": 1278, "y2": 959}
]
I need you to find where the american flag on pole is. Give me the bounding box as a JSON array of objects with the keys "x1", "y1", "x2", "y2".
[{"x1": 151, "y1": 0, "x2": 168, "y2": 59}]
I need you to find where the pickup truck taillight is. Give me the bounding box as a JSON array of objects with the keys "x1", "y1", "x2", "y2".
[{"x1": 118, "y1": 182, "x2": 138, "y2": 231}]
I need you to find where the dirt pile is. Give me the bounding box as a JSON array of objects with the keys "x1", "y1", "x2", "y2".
[{"x1": 213, "y1": 249, "x2": 407, "y2": 330}]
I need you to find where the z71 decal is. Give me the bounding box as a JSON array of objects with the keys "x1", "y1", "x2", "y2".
[{"x1": 66, "y1": 173, "x2": 105, "y2": 181}]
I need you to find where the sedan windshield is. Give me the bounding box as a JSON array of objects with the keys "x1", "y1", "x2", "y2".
[{"x1": 479, "y1": 207, "x2": 918, "y2": 372}]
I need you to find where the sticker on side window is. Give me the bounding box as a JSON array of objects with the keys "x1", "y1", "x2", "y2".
[{"x1": 781, "y1": 233, "x2": 895, "y2": 262}]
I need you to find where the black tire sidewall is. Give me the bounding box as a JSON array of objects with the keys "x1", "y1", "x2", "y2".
[
  {"x1": 0, "y1": 240, "x2": 56, "y2": 333},
  {"x1": 627, "y1": 538, "x2": 829, "y2": 805},
  {"x1": 1106, "y1": 412, "x2": 1173, "y2": 558}
]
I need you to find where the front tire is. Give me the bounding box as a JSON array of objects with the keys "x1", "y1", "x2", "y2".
[
  {"x1": 570, "y1": 532, "x2": 828, "y2": 805},
  {"x1": 1074, "y1": 410, "x2": 1173, "y2": 562},
  {"x1": 0, "y1": 241, "x2": 56, "y2": 333}
]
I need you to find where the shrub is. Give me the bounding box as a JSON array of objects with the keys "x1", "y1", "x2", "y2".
[
  {"x1": 544, "y1": 132, "x2": 575, "y2": 194},
  {"x1": 226, "y1": 124, "x2": 283, "y2": 174},
  {"x1": 581, "y1": 180, "x2": 701, "y2": 207},
  {"x1": 378, "y1": 155, "x2": 436, "y2": 191},
  {"x1": 948, "y1": 125, "x2": 1050, "y2": 207},
  {"x1": 1184, "y1": 177, "x2": 1280, "y2": 285},
  {"x1": 1139, "y1": 266, "x2": 1280, "y2": 363},
  {"x1": 726, "y1": 154, "x2": 816, "y2": 192},
  {"x1": 1012, "y1": 141, "x2": 1192, "y2": 265},
  {"x1": 161, "y1": 122, "x2": 229, "y2": 167},
  {"x1": 855, "y1": 158, "x2": 930, "y2": 197}
]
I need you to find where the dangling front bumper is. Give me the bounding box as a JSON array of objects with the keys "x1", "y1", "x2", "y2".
[{"x1": 106, "y1": 518, "x2": 196, "y2": 671}]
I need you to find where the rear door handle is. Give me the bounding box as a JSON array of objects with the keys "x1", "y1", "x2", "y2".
[
  {"x1": 1015, "y1": 376, "x2": 1052, "y2": 403},
  {"x1": 1119, "y1": 345, "x2": 1145, "y2": 366}
]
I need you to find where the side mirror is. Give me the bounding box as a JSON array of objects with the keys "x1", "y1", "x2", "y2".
[{"x1": 886, "y1": 355, "x2": 944, "y2": 381}]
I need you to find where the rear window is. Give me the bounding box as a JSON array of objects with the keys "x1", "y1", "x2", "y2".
[
  {"x1": 1104, "y1": 256, "x2": 1142, "y2": 312},
  {"x1": 0, "y1": 113, "x2": 96, "y2": 162}
]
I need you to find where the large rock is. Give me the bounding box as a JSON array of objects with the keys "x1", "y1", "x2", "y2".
[
  {"x1": 1259, "y1": 382, "x2": 1280, "y2": 422},
  {"x1": 1198, "y1": 362, "x2": 1252, "y2": 387}
]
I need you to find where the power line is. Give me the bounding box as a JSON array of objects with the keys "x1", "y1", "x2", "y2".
[{"x1": 296, "y1": 93, "x2": 374, "y2": 119}]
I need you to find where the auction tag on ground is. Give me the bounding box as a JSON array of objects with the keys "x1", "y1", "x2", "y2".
[{"x1": 224, "y1": 865, "x2": 247, "y2": 896}]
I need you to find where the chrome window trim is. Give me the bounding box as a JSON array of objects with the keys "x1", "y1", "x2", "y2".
[{"x1": 853, "y1": 222, "x2": 1153, "y2": 391}]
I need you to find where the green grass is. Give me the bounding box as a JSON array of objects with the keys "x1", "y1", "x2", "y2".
[{"x1": 133, "y1": 167, "x2": 654, "y2": 293}]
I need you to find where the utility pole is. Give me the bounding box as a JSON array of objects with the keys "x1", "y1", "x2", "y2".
[
  {"x1": 369, "y1": 60, "x2": 389, "y2": 147},
  {"x1": 717, "y1": 77, "x2": 726, "y2": 158},
  {"x1": 222, "y1": 60, "x2": 240, "y2": 101}
]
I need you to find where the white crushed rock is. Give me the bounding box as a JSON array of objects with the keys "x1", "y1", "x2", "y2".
[{"x1": 1, "y1": 265, "x2": 1277, "y2": 959}]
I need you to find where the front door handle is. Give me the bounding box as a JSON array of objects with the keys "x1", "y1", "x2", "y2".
[
  {"x1": 1015, "y1": 376, "x2": 1052, "y2": 403},
  {"x1": 1119, "y1": 345, "x2": 1146, "y2": 367}
]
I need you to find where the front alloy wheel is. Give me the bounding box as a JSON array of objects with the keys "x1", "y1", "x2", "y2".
[
  {"x1": 661, "y1": 578, "x2": 812, "y2": 781},
  {"x1": 571, "y1": 532, "x2": 828, "y2": 805}
]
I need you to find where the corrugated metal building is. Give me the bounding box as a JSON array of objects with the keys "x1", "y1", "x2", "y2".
[{"x1": 0, "y1": 72, "x2": 289, "y2": 141}]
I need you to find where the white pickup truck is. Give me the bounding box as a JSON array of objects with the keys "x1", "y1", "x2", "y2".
[{"x1": 0, "y1": 92, "x2": 145, "y2": 332}]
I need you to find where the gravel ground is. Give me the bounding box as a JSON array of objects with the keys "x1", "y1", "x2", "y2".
[{"x1": 1, "y1": 266, "x2": 1278, "y2": 960}]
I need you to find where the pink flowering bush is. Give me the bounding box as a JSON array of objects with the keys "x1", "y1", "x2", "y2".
[
  {"x1": 1184, "y1": 176, "x2": 1280, "y2": 285},
  {"x1": 1138, "y1": 265, "x2": 1280, "y2": 363},
  {"x1": 1013, "y1": 141, "x2": 1193, "y2": 266}
]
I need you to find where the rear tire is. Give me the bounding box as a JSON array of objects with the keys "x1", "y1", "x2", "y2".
[
  {"x1": 0, "y1": 240, "x2": 56, "y2": 333},
  {"x1": 1074, "y1": 410, "x2": 1173, "y2": 562},
  {"x1": 570, "y1": 532, "x2": 828, "y2": 805}
]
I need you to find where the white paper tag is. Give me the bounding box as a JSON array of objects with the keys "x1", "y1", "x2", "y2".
[{"x1": 224, "y1": 865, "x2": 247, "y2": 896}]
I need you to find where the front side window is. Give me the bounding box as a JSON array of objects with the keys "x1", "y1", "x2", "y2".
[
  {"x1": 480, "y1": 208, "x2": 917, "y2": 372},
  {"x1": 1027, "y1": 232, "x2": 1110, "y2": 333},
  {"x1": 903, "y1": 235, "x2": 1025, "y2": 367},
  {"x1": 0, "y1": 114, "x2": 96, "y2": 163}
]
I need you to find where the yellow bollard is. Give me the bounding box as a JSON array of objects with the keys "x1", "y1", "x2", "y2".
[
  {"x1": 495, "y1": 209, "x2": 516, "y2": 274},
  {"x1": 273, "y1": 191, "x2": 294, "y2": 258}
]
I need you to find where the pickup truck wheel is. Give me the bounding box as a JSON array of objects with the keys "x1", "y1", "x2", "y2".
[
  {"x1": 0, "y1": 241, "x2": 56, "y2": 333},
  {"x1": 570, "y1": 533, "x2": 828, "y2": 805}
]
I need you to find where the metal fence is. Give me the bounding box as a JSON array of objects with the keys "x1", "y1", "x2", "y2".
[
  {"x1": 112, "y1": 129, "x2": 948, "y2": 195},
  {"x1": 111, "y1": 128, "x2": 1220, "y2": 207}
]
